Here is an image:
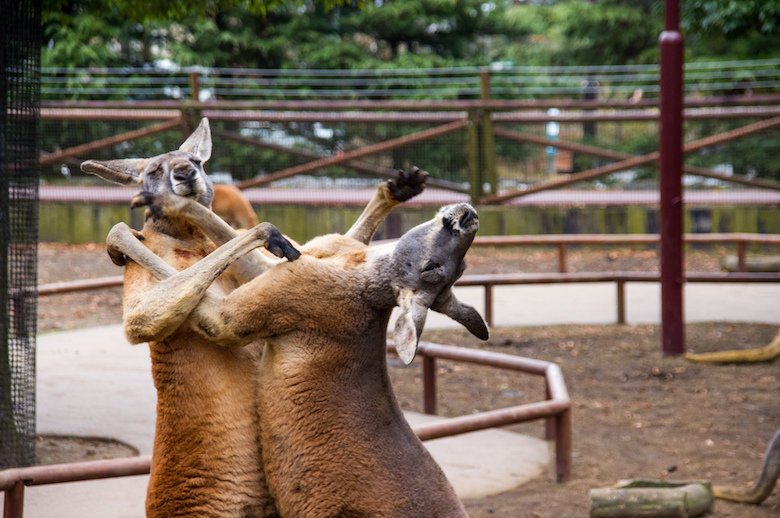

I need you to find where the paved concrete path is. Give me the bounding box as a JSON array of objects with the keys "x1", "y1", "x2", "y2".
[
  {"x1": 420, "y1": 282, "x2": 780, "y2": 329},
  {"x1": 14, "y1": 323, "x2": 549, "y2": 518},
  {"x1": 5, "y1": 280, "x2": 778, "y2": 517}
]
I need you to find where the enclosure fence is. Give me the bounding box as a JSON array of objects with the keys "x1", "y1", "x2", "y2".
[
  {"x1": 37, "y1": 84, "x2": 780, "y2": 246},
  {"x1": 0, "y1": 339, "x2": 571, "y2": 516},
  {"x1": 37, "y1": 60, "x2": 780, "y2": 214},
  {"x1": 40, "y1": 59, "x2": 780, "y2": 101},
  {"x1": 1, "y1": 0, "x2": 40, "y2": 469}
]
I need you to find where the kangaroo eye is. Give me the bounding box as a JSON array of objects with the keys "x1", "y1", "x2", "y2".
[
  {"x1": 423, "y1": 262, "x2": 439, "y2": 272},
  {"x1": 421, "y1": 262, "x2": 444, "y2": 283}
]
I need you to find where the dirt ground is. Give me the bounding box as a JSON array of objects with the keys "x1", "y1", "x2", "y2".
[{"x1": 36, "y1": 243, "x2": 780, "y2": 517}]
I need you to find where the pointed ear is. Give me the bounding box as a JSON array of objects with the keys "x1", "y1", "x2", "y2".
[
  {"x1": 431, "y1": 290, "x2": 489, "y2": 340},
  {"x1": 393, "y1": 289, "x2": 428, "y2": 365},
  {"x1": 179, "y1": 118, "x2": 212, "y2": 163},
  {"x1": 80, "y1": 159, "x2": 148, "y2": 185}
]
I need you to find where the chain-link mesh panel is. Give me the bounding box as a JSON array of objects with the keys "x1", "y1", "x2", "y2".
[{"x1": 1, "y1": 0, "x2": 40, "y2": 468}]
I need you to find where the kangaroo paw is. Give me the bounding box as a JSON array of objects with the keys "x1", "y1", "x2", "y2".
[
  {"x1": 388, "y1": 166, "x2": 428, "y2": 202},
  {"x1": 263, "y1": 226, "x2": 301, "y2": 262}
]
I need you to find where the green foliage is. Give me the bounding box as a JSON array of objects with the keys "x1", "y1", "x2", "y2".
[
  {"x1": 548, "y1": 1, "x2": 662, "y2": 66},
  {"x1": 679, "y1": 0, "x2": 780, "y2": 61},
  {"x1": 500, "y1": 1, "x2": 663, "y2": 67},
  {"x1": 43, "y1": 0, "x2": 532, "y2": 70},
  {"x1": 685, "y1": 120, "x2": 780, "y2": 182},
  {"x1": 43, "y1": 0, "x2": 780, "y2": 71},
  {"x1": 681, "y1": 0, "x2": 780, "y2": 37},
  {"x1": 42, "y1": 0, "x2": 362, "y2": 24},
  {"x1": 39, "y1": 0, "x2": 780, "y2": 186}
]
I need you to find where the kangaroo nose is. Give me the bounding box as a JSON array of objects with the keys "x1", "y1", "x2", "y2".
[
  {"x1": 459, "y1": 207, "x2": 478, "y2": 227},
  {"x1": 173, "y1": 167, "x2": 196, "y2": 182}
]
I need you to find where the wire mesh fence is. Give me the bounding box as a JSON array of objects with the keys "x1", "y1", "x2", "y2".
[
  {"x1": 34, "y1": 59, "x2": 780, "y2": 243},
  {"x1": 1, "y1": 0, "x2": 40, "y2": 469},
  {"x1": 40, "y1": 59, "x2": 780, "y2": 101}
]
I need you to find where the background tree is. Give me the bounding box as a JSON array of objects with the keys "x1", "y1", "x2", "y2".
[{"x1": 40, "y1": 1, "x2": 780, "y2": 183}]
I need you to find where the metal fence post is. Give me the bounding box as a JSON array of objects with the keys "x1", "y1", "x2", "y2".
[
  {"x1": 659, "y1": 0, "x2": 685, "y2": 355},
  {"x1": 1, "y1": 0, "x2": 39, "y2": 471},
  {"x1": 3, "y1": 480, "x2": 24, "y2": 518}
]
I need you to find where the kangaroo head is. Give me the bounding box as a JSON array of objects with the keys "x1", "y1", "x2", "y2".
[
  {"x1": 81, "y1": 118, "x2": 215, "y2": 207},
  {"x1": 390, "y1": 203, "x2": 489, "y2": 364}
]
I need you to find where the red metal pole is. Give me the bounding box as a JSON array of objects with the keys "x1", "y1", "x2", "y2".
[
  {"x1": 659, "y1": 0, "x2": 685, "y2": 355},
  {"x1": 3, "y1": 481, "x2": 24, "y2": 518}
]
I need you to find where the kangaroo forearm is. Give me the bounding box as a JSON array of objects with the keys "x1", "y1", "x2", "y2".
[
  {"x1": 187, "y1": 296, "x2": 256, "y2": 348},
  {"x1": 345, "y1": 183, "x2": 398, "y2": 244},
  {"x1": 176, "y1": 197, "x2": 285, "y2": 282},
  {"x1": 119, "y1": 222, "x2": 284, "y2": 344}
]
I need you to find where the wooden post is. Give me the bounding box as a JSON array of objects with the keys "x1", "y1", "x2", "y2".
[
  {"x1": 189, "y1": 70, "x2": 201, "y2": 103},
  {"x1": 483, "y1": 284, "x2": 494, "y2": 328},
  {"x1": 182, "y1": 70, "x2": 202, "y2": 138},
  {"x1": 616, "y1": 279, "x2": 626, "y2": 324},
  {"x1": 422, "y1": 355, "x2": 437, "y2": 415},
  {"x1": 466, "y1": 111, "x2": 482, "y2": 204},
  {"x1": 557, "y1": 243, "x2": 568, "y2": 273},
  {"x1": 545, "y1": 382, "x2": 555, "y2": 441},
  {"x1": 737, "y1": 241, "x2": 747, "y2": 272},
  {"x1": 555, "y1": 408, "x2": 572, "y2": 482},
  {"x1": 480, "y1": 70, "x2": 497, "y2": 195}
]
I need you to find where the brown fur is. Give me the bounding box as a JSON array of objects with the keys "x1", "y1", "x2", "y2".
[
  {"x1": 123, "y1": 229, "x2": 274, "y2": 517},
  {"x1": 84, "y1": 119, "x2": 430, "y2": 517},
  {"x1": 81, "y1": 119, "x2": 292, "y2": 517},
  {"x1": 105, "y1": 202, "x2": 488, "y2": 517},
  {"x1": 212, "y1": 184, "x2": 260, "y2": 230}
]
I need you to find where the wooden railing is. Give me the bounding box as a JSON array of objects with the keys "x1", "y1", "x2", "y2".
[
  {"x1": 457, "y1": 270, "x2": 780, "y2": 327},
  {"x1": 471, "y1": 233, "x2": 780, "y2": 273},
  {"x1": 0, "y1": 341, "x2": 571, "y2": 517}
]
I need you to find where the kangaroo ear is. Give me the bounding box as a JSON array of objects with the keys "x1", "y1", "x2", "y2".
[
  {"x1": 431, "y1": 289, "x2": 489, "y2": 340},
  {"x1": 180, "y1": 118, "x2": 212, "y2": 163},
  {"x1": 80, "y1": 159, "x2": 148, "y2": 185},
  {"x1": 394, "y1": 289, "x2": 428, "y2": 365}
]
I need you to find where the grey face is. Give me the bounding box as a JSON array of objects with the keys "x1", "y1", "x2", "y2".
[
  {"x1": 392, "y1": 203, "x2": 479, "y2": 301},
  {"x1": 141, "y1": 151, "x2": 214, "y2": 207},
  {"x1": 389, "y1": 203, "x2": 488, "y2": 364}
]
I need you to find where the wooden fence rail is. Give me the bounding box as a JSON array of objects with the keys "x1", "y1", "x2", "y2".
[
  {"x1": 0, "y1": 341, "x2": 572, "y2": 517},
  {"x1": 38, "y1": 99, "x2": 780, "y2": 204}
]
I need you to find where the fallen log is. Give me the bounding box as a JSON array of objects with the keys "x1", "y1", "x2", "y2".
[
  {"x1": 589, "y1": 480, "x2": 713, "y2": 518},
  {"x1": 721, "y1": 256, "x2": 780, "y2": 272}
]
